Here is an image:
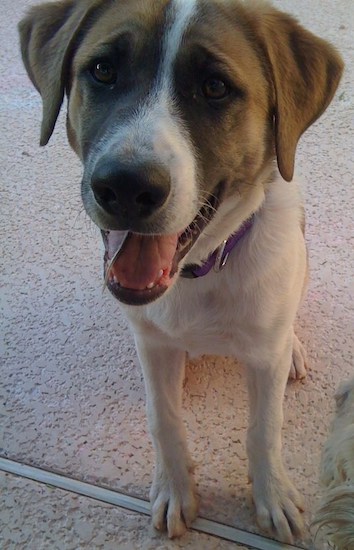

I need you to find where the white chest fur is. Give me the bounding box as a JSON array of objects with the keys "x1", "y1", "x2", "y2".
[{"x1": 124, "y1": 178, "x2": 307, "y2": 365}]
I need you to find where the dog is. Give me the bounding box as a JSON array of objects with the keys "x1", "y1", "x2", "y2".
[
  {"x1": 313, "y1": 377, "x2": 354, "y2": 549},
  {"x1": 19, "y1": 0, "x2": 343, "y2": 543}
]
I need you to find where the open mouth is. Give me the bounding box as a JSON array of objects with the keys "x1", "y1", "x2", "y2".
[{"x1": 101, "y1": 186, "x2": 222, "y2": 306}]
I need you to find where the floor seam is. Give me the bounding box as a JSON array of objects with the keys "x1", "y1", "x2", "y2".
[{"x1": 0, "y1": 457, "x2": 304, "y2": 550}]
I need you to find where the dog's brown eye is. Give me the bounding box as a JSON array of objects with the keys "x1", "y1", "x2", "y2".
[
  {"x1": 202, "y1": 77, "x2": 229, "y2": 100},
  {"x1": 92, "y1": 61, "x2": 117, "y2": 85}
]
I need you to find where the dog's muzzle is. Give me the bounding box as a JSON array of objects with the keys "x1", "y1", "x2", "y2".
[{"x1": 97, "y1": 169, "x2": 223, "y2": 306}]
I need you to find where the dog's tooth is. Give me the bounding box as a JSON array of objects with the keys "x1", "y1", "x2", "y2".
[
  {"x1": 147, "y1": 282, "x2": 155, "y2": 289},
  {"x1": 158, "y1": 269, "x2": 164, "y2": 279}
]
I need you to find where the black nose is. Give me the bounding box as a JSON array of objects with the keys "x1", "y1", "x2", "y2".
[{"x1": 91, "y1": 157, "x2": 171, "y2": 224}]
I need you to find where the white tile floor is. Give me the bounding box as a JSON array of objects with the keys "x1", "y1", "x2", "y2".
[{"x1": 1, "y1": 0, "x2": 353, "y2": 548}]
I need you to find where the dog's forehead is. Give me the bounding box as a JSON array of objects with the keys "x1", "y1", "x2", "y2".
[
  {"x1": 73, "y1": 0, "x2": 259, "y2": 77},
  {"x1": 180, "y1": 3, "x2": 264, "y2": 84},
  {"x1": 74, "y1": 0, "x2": 191, "y2": 66}
]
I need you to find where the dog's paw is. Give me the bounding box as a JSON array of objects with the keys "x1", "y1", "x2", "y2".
[
  {"x1": 150, "y1": 466, "x2": 198, "y2": 538},
  {"x1": 252, "y1": 468, "x2": 305, "y2": 544},
  {"x1": 289, "y1": 333, "x2": 307, "y2": 380}
]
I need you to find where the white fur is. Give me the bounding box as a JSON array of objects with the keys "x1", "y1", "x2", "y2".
[
  {"x1": 313, "y1": 377, "x2": 354, "y2": 549},
  {"x1": 123, "y1": 173, "x2": 308, "y2": 541},
  {"x1": 160, "y1": 0, "x2": 197, "y2": 82}
]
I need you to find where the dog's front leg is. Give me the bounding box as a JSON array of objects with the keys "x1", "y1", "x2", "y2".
[
  {"x1": 245, "y1": 332, "x2": 305, "y2": 544},
  {"x1": 134, "y1": 335, "x2": 198, "y2": 538}
]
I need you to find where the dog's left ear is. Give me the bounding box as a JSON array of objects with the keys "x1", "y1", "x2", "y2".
[
  {"x1": 18, "y1": 0, "x2": 99, "y2": 146},
  {"x1": 253, "y1": 7, "x2": 344, "y2": 181}
]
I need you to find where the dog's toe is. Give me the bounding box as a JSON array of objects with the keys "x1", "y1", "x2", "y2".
[
  {"x1": 150, "y1": 470, "x2": 198, "y2": 538},
  {"x1": 289, "y1": 333, "x2": 307, "y2": 380},
  {"x1": 253, "y1": 467, "x2": 305, "y2": 544}
]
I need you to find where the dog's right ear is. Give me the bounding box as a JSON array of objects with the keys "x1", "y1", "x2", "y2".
[
  {"x1": 251, "y1": 7, "x2": 343, "y2": 182},
  {"x1": 18, "y1": 0, "x2": 97, "y2": 146}
]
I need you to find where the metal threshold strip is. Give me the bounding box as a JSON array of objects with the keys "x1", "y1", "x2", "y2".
[{"x1": 0, "y1": 457, "x2": 302, "y2": 550}]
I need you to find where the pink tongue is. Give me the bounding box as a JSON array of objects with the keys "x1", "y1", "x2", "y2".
[{"x1": 108, "y1": 233, "x2": 178, "y2": 290}]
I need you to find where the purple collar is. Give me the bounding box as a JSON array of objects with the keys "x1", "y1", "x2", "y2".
[{"x1": 181, "y1": 214, "x2": 255, "y2": 279}]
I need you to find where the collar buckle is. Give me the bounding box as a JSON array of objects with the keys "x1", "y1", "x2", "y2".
[
  {"x1": 214, "y1": 239, "x2": 229, "y2": 272},
  {"x1": 180, "y1": 213, "x2": 255, "y2": 279}
]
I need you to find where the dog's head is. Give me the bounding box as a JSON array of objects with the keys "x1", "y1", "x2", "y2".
[{"x1": 19, "y1": 0, "x2": 343, "y2": 305}]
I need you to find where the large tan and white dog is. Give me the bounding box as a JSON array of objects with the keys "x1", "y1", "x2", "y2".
[{"x1": 19, "y1": 0, "x2": 343, "y2": 543}]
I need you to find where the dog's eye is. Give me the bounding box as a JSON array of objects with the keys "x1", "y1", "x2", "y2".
[
  {"x1": 91, "y1": 61, "x2": 117, "y2": 85},
  {"x1": 202, "y1": 77, "x2": 229, "y2": 100}
]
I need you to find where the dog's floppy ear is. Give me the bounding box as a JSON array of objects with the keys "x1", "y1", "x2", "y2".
[
  {"x1": 253, "y1": 7, "x2": 344, "y2": 181},
  {"x1": 18, "y1": 0, "x2": 97, "y2": 146}
]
